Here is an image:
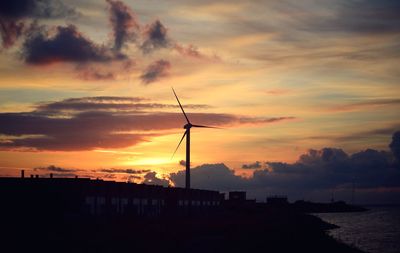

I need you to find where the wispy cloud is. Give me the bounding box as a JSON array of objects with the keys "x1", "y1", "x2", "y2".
[{"x1": 326, "y1": 98, "x2": 400, "y2": 112}]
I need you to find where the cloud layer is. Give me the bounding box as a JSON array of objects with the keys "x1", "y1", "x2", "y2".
[
  {"x1": 0, "y1": 96, "x2": 293, "y2": 151},
  {"x1": 170, "y1": 132, "x2": 400, "y2": 203},
  {"x1": 25, "y1": 132, "x2": 400, "y2": 203}
]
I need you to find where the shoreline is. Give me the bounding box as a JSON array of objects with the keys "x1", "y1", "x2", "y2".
[{"x1": 2, "y1": 209, "x2": 366, "y2": 253}]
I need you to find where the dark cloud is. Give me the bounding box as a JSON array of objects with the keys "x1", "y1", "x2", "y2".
[
  {"x1": 0, "y1": 111, "x2": 283, "y2": 151},
  {"x1": 0, "y1": 130, "x2": 150, "y2": 151},
  {"x1": 34, "y1": 165, "x2": 79, "y2": 173},
  {"x1": 99, "y1": 168, "x2": 150, "y2": 174},
  {"x1": 0, "y1": 0, "x2": 77, "y2": 48},
  {"x1": 106, "y1": 0, "x2": 140, "y2": 51},
  {"x1": 170, "y1": 133, "x2": 400, "y2": 203},
  {"x1": 22, "y1": 25, "x2": 114, "y2": 65},
  {"x1": 0, "y1": 1, "x2": 36, "y2": 19},
  {"x1": 143, "y1": 171, "x2": 170, "y2": 187},
  {"x1": 1, "y1": 0, "x2": 138, "y2": 81},
  {"x1": 242, "y1": 161, "x2": 262, "y2": 169},
  {"x1": 42, "y1": 173, "x2": 78, "y2": 178},
  {"x1": 0, "y1": 0, "x2": 77, "y2": 19},
  {"x1": 19, "y1": 19, "x2": 136, "y2": 80},
  {"x1": 140, "y1": 20, "x2": 170, "y2": 54},
  {"x1": 140, "y1": 59, "x2": 171, "y2": 84},
  {"x1": 0, "y1": 96, "x2": 291, "y2": 151},
  {"x1": 170, "y1": 163, "x2": 247, "y2": 191},
  {"x1": 390, "y1": 131, "x2": 400, "y2": 162},
  {"x1": 298, "y1": 148, "x2": 348, "y2": 165}
]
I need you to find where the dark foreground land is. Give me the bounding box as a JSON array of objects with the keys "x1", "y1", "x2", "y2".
[{"x1": 2, "y1": 209, "x2": 365, "y2": 253}]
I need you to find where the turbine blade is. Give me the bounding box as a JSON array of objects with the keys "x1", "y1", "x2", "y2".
[
  {"x1": 172, "y1": 87, "x2": 190, "y2": 124},
  {"x1": 191, "y1": 124, "x2": 221, "y2": 129},
  {"x1": 171, "y1": 130, "x2": 187, "y2": 159}
]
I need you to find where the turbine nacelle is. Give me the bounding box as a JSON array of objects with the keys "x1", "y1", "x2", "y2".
[{"x1": 184, "y1": 123, "x2": 192, "y2": 129}]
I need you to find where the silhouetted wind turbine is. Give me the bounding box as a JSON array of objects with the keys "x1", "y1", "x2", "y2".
[{"x1": 171, "y1": 88, "x2": 218, "y2": 189}]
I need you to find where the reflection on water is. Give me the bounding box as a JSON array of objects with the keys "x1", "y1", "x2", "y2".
[{"x1": 315, "y1": 206, "x2": 400, "y2": 253}]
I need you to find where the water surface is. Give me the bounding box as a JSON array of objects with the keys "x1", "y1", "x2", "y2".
[{"x1": 315, "y1": 206, "x2": 400, "y2": 253}]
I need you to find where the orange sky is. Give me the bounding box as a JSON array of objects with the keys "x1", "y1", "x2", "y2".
[{"x1": 1, "y1": 0, "x2": 399, "y2": 183}]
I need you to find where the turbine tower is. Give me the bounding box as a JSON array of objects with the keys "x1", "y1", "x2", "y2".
[{"x1": 172, "y1": 88, "x2": 217, "y2": 189}]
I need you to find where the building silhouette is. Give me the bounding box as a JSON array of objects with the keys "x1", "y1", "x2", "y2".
[{"x1": 0, "y1": 173, "x2": 222, "y2": 220}]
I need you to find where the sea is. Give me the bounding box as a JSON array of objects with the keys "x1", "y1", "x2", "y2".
[{"x1": 314, "y1": 206, "x2": 400, "y2": 253}]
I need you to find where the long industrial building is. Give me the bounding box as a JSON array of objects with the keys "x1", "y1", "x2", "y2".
[{"x1": 0, "y1": 175, "x2": 223, "y2": 219}]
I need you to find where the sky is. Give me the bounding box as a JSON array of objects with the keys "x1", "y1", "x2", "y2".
[{"x1": 0, "y1": 0, "x2": 400, "y2": 203}]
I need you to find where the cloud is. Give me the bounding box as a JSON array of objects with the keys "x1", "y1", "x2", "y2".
[
  {"x1": 20, "y1": 23, "x2": 135, "y2": 80},
  {"x1": 390, "y1": 131, "x2": 400, "y2": 163},
  {"x1": 0, "y1": 0, "x2": 77, "y2": 48},
  {"x1": 79, "y1": 68, "x2": 116, "y2": 81},
  {"x1": 140, "y1": 59, "x2": 171, "y2": 84},
  {"x1": 242, "y1": 161, "x2": 262, "y2": 169},
  {"x1": 29, "y1": 165, "x2": 156, "y2": 181},
  {"x1": 0, "y1": 19, "x2": 25, "y2": 48},
  {"x1": 238, "y1": 116, "x2": 295, "y2": 125},
  {"x1": 143, "y1": 171, "x2": 170, "y2": 187},
  {"x1": 174, "y1": 43, "x2": 221, "y2": 61},
  {"x1": 106, "y1": 0, "x2": 140, "y2": 51},
  {"x1": 140, "y1": 20, "x2": 170, "y2": 54},
  {"x1": 257, "y1": 0, "x2": 400, "y2": 36},
  {"x1": 327, "y1": 98, "x2": 400, "y2": 112},
  {"x1": 34, "y1": 165, "x2": 79, "y2": 173},
  {"x1": 306, "y1": 124, "x2": 400, "y2": 144},
  {"x1": 170, "y1": 163, "x2": 247, "y2": 191},
  {"x1": 1, "y1": 0, "x2": 219, "y2": 83},
  {"x1": 22, "y1": 25, "x2": 115, "y2": 65},
  {"x1": 0, "y1": 0, "x2": 77, "y2": 20},
  {"x1": 35, "y1": 96, "x2": 209, "y2": 113},
  {"x1": 169, "y1": 133, "x2": 400, "y2": 203},
  {"x1": 324, "y1": 0, "x2": 400, "y2": 35},
  {"x1": 98, "y1": 168, "x2": 150, "y2": 174},
  {"x1": 0, "y1": 96, "x2": 292, "y2": 151},
  {"x1": 174, "y1": 44, "x2": 202, "y2": 58}
]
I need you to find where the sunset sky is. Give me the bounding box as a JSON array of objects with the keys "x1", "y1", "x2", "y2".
[{"x1": 1, "y1": 0, "x2": 399, "y2": 202}]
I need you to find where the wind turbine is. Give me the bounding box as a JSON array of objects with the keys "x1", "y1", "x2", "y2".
[{"x1": 172, "y1": 88, "x2": 217, "y2": 189}]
